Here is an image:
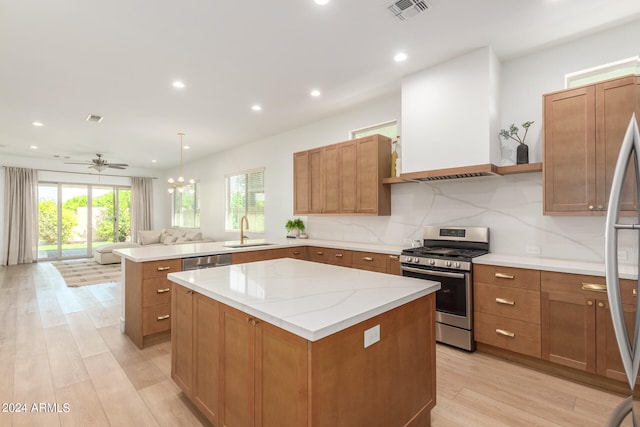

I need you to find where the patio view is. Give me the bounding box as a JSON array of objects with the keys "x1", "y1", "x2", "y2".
[{"x1": 37, "y1": 183, "x2": 131, "y2": 260}]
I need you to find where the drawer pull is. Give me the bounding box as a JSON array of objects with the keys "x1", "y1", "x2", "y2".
[
  {"x1": 335, "y1": 253, "x2": 343, "y2": 258},
  {"x1": 363, "y1": 257, "x2": 374, "y2": 261},
  {"x1": 292, "y1": 251, "x2": 301, "y2": 255},
  {"x1": 494, "y1": 273, "x2": 514, "y2": 279},
  {"x1": 157, "y1": 266, "x2": 171, "y2": 272},
  {"x1": 581, "y1": 283, "x2": 607, "y2": 292},
  {"x1": 157, "y1": 315, "x2": 170, "y2": 321},
  {"x1": 316, "y1": 251, "x2": 324, "y2": 255},
  {"x1": 157, "y1": 288, "x2": 170, "y2": 294},
  {"x1": 389, "y1": 255, "x2": 399, "y2": 260},
  {"x1": 598, "y1": 302, "x2": 605, "y2": 308},
  {"x1": 634, "y1": 289, "x2": 637, "y2": 297},
  {"x1": 495, "y1": 297, "x2": 515, "y2": 306},
  {"x1": 495, "y1": 329, "x2": 515, "y2": 338}
]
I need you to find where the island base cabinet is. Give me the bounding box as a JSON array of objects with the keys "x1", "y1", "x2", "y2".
[{"x1": 172, "y1": 289, "x2": 436, "y2": 426}]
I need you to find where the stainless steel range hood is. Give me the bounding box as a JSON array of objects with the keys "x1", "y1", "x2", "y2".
[{"x1": 398, "y1": 163, "x2": 499, "y2": 182}]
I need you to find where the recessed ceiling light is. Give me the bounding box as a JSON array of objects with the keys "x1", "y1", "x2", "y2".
[
  {"x1": 32, "y1": 121, "x2": 44, "y2": 127},
  {"x1": 86, "y1": 114, "x2": 103, "y2": 123},
  {"x1": 310, "y1": 89, "x2": 321, "y2": 97},
  {"x1": 394, "y1": 52, "x2": 408, "y2": 62},
  {"x1": 30, "y1": 145, "x2": 38, "y2": 150},
  {"x1": 314, "y1": 0, "x2": 329, "y2": 5},
  {"x1": 151, "y1": 159, "x2": 157, "y2": 163},
  {"x1": 184, "y1": 145, "x2": 190, "y2": 150},
  {"x1": 252, "y1": 104, "x2": 262, "y2": 112},
  {"x1": 172, "y1": 81, "x2": 186, "y2": 89}
]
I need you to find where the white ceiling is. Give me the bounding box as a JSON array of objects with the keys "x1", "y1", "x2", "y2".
[{"x1": 1, "y1": 0, "x2": 639, "y2": 171}]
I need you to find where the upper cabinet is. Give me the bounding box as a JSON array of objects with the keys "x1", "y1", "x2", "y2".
[
  {"x1": 543, "y1": 75, "x2": 640, "y2": 215},
  {"x1": 293, "y1": 134, "x2": 392, "y2": 216}
]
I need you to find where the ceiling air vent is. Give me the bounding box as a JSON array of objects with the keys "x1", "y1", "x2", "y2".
[
  {"x1": 387, "y1": 0, "x2": 430, "y2": 21},
  {"x1": 85, "y1": 114, "x2": 103, "y2": 123}
]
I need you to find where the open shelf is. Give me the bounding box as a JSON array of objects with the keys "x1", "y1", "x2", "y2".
[
  {"x1": 496, "y1": 162, "x2": 542, "y2": 175},
  {"x1": 382, "y1": 162, "x2": 542, "y2": 184}
]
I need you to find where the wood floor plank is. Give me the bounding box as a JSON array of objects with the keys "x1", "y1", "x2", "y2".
[
  {"x1": 139, "y1": 379, "x2": 213, "y2": 427},
  {"x1": 43, "y1": 325, "x2": 90, "y2": 389},
  {"x1": 12, "y1": 352, "x2": 60, "y2": 427},
  {"x1": 64, "y1": 311, "x2": 110, "y2": 358},
  {"x1": 55, "y1": 379, "x2": 110, "y2": 427}
]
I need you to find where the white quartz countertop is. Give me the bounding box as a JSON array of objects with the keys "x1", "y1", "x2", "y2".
[
  {"x1": 114, "y1": 238, "x2": 405, "y2": 262},
  {"x1": 167, "y1": 258, "x2": 440, "y2": 342},
  {"x1": 475, "y1": 253, "x2": 638, "y2": 280}
]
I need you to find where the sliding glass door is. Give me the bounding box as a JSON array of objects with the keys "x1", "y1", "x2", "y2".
[{"x1": 37, "y1": 183, "x2": 131, "y2": 261}]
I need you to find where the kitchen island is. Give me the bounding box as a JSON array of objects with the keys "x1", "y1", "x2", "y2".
[{"x1": 167, "y1": 257, "x2": 440, "y2": 427}]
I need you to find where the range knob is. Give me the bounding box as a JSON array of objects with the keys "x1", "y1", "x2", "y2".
[
  {"x1": 428, "y1": 259, "x2": 436, "y2": 266},
  {"x1": 413, "y1": 257, "x2": 420, "y2": 263},
  {"x1": 454, "y1": 262, "x2": 461, "y2": 268},
  {"x1": 445, "y1": 261, "x2": 452, "y2": 267}
]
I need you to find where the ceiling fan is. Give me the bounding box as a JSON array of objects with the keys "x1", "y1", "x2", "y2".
[{"x1": 65, "y1": 153, "x2": 128, "y2": 172}]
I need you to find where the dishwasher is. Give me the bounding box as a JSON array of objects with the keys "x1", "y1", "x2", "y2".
[{"x1": 182, "y1": 253, "x2": 232, "y2": 270}]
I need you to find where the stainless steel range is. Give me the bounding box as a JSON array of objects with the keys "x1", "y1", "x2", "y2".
[{"x1": 401, "y1": 226, "x2": 489, "y2": 351}]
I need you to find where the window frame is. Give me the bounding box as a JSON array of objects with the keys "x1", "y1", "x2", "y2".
[{"x1": 225, "y1": 167, "x2": 265, "y2": 233}]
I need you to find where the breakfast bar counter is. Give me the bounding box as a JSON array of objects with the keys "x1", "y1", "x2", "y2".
[{"x1": 166, "y1": 258, "x2": 440, "y2": 426}]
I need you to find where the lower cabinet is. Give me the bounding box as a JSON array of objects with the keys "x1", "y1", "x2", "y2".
[
  {"x1": 541, "y1": 271, "x2": 638, "y2": 380},
  {"x1": 473, "y1": 265, "x2": 541, "y2": 357}
]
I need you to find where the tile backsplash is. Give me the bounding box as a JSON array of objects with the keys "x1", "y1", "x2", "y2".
[{"x1": 306, "y1": 172, "x2": 637, "y2": 265}]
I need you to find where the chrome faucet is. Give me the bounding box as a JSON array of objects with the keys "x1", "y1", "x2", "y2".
[{"x1": 240, "y1": 215, "x2": 249, "y2": 244}]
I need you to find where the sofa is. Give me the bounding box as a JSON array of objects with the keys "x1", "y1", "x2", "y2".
[{"x1": 93, "y1": 228, "x2": 212, "y2": 264}]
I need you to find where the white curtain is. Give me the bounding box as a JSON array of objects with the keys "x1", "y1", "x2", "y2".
[
  {"x1": 130, "y1": 177, "x2": 153, "y2": 244},
  {"x1": 2, "y1": 167, "x2": 38, "y2": 265}
]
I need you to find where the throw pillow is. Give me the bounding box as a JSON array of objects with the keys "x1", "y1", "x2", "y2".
[
  {"x1": 163, "y1": 235, "x2": 178, "y2": 245},
  {"x1": 139, "y1": 230, "x2": 162, "y2": 245},
  {"x1": 185, "y1": 231, "x2": 203, "y2": 241},
  {"x1": 175, "y1": 236, "x2": 188, "y2": 243}
]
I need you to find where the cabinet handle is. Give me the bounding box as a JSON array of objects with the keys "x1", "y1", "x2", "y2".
[
  {"x1": 292, "y1": 251, "x2": 301, "y2": 255},
  {"x1": 495, "y1": 297, "x2": 515, "y2": 306},
  {"x1": 495, "y1": 329, "x2": 515, "y2": 338},
  {"x1": 597, "y1": 204, "x2": 604, "y2": 210},
  {"x1": 335, "y1": 253, "x2": 343, "y2": 258},
  {"x1": 316, "y1": 251, "x2": 324, "y2": 255},
  {"x1": 246, "y1": 317, "x2": 259, "y2": 326},
  {"x1": 494, "y1": 273, "x2": 514, "y2": 279},
  {"x1": 634, "y1": 289, "x2": 637, "y2": 297},
  {"x1": 598, "y1": 302, "x2": 605, "y2": 308},
  {"x1": 157, "y1": 288, "x2": 170, "y2": 294},
  {"x1": 581, "y1": 283, "x2": 607, "y2": 292},
  {"x1": 389, "y1": 255, "x2": 399, "y2": 260},
  {"x1": 157, "y1": 314, "x2": 170, "y2": 321},
  {"x1": 157, "y1": 266, "x2": 171, "y2": 271},
  {"x1": 363, "y1": 257, "x2": 374, "y2": 261},
  {"x1": 589, "y1": 205, "x2": 594, "y2": 210},
  {"x1": 587, "y1": 300, "x2": 593, "y2": 306}
]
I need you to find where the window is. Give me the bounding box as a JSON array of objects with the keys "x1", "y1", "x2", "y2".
[
  {"x1": 225, "y1": 168, "x2": 265, "y2": 232},
  {"x1": 171, "y1": 183, "x2": 200, "y2": 228},
  {"x1": 351, "y1": 120, "x2": 398, "y2": 140},
  {"x1": 565, "y1": 56, "x2": 639, "y2": 88}
]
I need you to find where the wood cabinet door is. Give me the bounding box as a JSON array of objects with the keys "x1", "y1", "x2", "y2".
[
  {"x1": 193, "y1": 293, "x2": 219, "y2": 425},
  {"x1": 596, "y1": 299, "x2": 638, "y2": 383},
  {"x1": 309, "y1": 148, "x2": 323, "y2": 214},
  {"x1": 541, "y1": 289, "x2": 596, "y2": 372},
  {"x1": 293, "y1": 151, "x2": 310, "y2": 215},
  {"x1": 340, "y1": 140, "x2": 357, "y2": 213},
  {"x1": 221, "y1": 305, "x2": 255, "y2": 427},
  {"x1": 387, "y1": 254, "x2": 401, "y2": 276},
  {"x1": 171, "y1": 284, "x2": 193, "y2": 397},
  {"x1": 322, "y1": 144, "x2": 340, "y2": 214},
  {"x1": 255, "y1": 319, "x2": 308, "y2": 426},
  {"x1": 543, "y1": 86, "x2": 597, "y2": 214},
  {"x1": 356, "y1": 137, "x2": 379, "y2": 214},
  {"x1": 596, "y1": 76, "x2": 638, "y2": 212}
]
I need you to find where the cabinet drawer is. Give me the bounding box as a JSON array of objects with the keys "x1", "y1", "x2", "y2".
[
  {"x1": 287, "y1": 246, "x2": 308, "y2": 260},
  {"x1": 475, "y1": 312, "x2": 541, "y2": 358},
  {"x1": 542, "y1": 271, "x2": 637, "y2": 306},
  {"x1": 474, "y1": 265, "x2": 540, "y2": 290},
  {"x1": 325, "y1": 249, "x2": 352, "y2": 267},
  {"x1": 143, "y1": 303, "x2": 172, "y2": 335},
  {"x1": 142, "y1": 259, "x2": 182, "y2": 279},
  {"x1": 474, "y1": 282, "x2": 540, "y2": 324},
  {"x1": 143, "y1": 278, "x2": 172, "y2": 308},
  {"x1": 351, "y1": 251, "x2": 387, "y2": 272},
  {"x1": 308, "y1": 246, "x2": 328, "y2": 263}
]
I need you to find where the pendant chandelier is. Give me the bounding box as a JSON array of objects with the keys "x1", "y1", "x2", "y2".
[{"x1": 168, "y1": 132, "x2": 196, "y2": 194}]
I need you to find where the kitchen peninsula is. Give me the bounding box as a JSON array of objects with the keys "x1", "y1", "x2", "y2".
[{"x1": 166, "y1": 257, "x2": 440, "y2": 426}]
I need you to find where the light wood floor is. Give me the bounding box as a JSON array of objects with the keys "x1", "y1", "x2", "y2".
[{"x1": 0, "y1": 261, "x2": 634, "y2": 426}]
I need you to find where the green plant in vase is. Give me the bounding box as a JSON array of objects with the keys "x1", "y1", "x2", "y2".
[
  {"x1": 285, "y1": 218, "x2": 306, "y2": 238},
  {"x1": 499, "y1": 121, "x2": 534, "y2": 165}
]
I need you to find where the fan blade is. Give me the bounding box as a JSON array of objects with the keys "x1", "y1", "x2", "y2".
[
  {"x1": 107, "y1": 163, "x2": 128, "y2": 167},
  {"x1": 64, "y1": 161, "x2": 93, "y2": 165},
  {"x1": 107, "y1": 165, "x2": 127, "y2": 170}
]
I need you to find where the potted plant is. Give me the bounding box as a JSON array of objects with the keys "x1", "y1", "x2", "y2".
[
  {"x1": 499, "y1": 121, "x2": 534, "y2": 164},
  {"x1": 285, "y1": 218, "x2": 306, "y2": 238}
]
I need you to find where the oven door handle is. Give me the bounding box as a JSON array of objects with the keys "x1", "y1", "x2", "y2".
[{"x1": 401, "y1": 266, "x2": 466, "y2": 279}]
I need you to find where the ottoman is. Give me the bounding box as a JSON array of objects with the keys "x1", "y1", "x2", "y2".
[{"x1": 93, "y1": 242, "x2": 140, "y2": 264}]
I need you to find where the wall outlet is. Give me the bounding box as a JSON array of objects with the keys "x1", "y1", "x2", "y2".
[
  {"x1": 364, "y1": 324, "x2": 380, "y2": 348},
  {"x1": 525, "y1": 245, "x2": 541, "y2": 256}
]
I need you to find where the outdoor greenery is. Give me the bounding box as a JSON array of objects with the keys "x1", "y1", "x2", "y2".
[{"x1": 38, "y1": 189, "x2": 131, "y2": 245}]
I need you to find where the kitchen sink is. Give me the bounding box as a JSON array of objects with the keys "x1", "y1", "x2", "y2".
[{"x1": 223, "y1": 242, "x2": 276, "y2": 248}]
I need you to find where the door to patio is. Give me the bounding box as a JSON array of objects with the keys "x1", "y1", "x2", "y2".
[{"x1": 37, "y1": 183, "x2": 131, "y2": 261}]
